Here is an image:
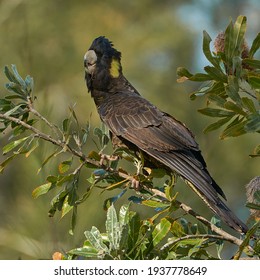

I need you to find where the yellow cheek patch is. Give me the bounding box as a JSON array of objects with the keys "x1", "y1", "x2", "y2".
[{"x1": 109, "y1": 58, "x2": 120, "y2": 78}]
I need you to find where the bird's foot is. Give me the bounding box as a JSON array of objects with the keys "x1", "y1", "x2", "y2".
[
  {"x1": 131, "y1": 177, "x2": 141, "y2": 191},
  {"x1": 99, "y1": 153, "x2": 119, "y2": 167}
]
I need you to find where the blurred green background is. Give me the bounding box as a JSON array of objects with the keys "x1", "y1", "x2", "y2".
[{"x1": 0, "y1": 0, "x2": 259, "y2": 259}]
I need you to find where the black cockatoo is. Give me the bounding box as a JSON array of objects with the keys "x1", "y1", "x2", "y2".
[{"x1": 84, "y1": 36, "x2": 247, "y2": 234}]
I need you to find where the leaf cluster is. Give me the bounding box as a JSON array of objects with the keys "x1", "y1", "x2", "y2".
[
  {"x1": 177, "y1": 16, "x2": 260, "y2": 156},
  {"x1": 1, "y1": 17, "x2": 260, "y2": 259}
]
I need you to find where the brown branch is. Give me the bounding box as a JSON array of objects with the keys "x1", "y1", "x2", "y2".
[
  {"x1": 144, "y1": 187, "x2": 244, "y2": 247},
  {"x1": 0, "y1": 112, "x2": 249, "y2": 249}
]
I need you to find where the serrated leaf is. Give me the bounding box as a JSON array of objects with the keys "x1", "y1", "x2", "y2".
[
  {"x1": 249, "y1": 32, "x2": 260, "y2": 58},
  {"x1": 152, "y1": 218, "x2": 171, "y2": 246},
  {"x1": 106, "y1": 204, "x2": 120, "y2": 250},
  {"x1": 3, "y1": 136, "x2": 29, "y2": 154},
  {"x1": 84, "y1": 226, "x2": 108, "y2": 252},
  {"x1": 32, "y1": 182, "x2": 52, "y2": 199},
  {"x1": 119, "y1": 204, "x2": 130, "y2": 227}
]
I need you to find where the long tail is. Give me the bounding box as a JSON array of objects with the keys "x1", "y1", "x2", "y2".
[{"x1": 187, "y1": 181, "x2": 248, "y2": 234}]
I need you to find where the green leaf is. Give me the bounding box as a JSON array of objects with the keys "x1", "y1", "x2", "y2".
[
  {"x1": 246, "y1": 202, "x2": 260, "y2": 211},
  {"x1": 106, "y1": 204, "x2": 120, "y2": 250},
  {"x1": 170, "y1": 221, "x2": 186, "y2": 238},
  {"x1": 69, "y1": 206, "x2": 77, "y2": 236},
  {"x1": 204, "y1": 66, "x2": 227, "y2": 82},
  {"x1": 220, "y1": 117, "x2": 247, "y2": 139},
  {"x1": 188, "y1": 73, "x2": 212, "y2": 82},
  {"x1": 128, "y1": 212, "x2": 141, "y2": 249},
  {"x1": 224, "y1": 101, "x2": 245, "y2": 115},
  {"x1": 4, "y1": 104, "x2": 25, "y2": 117},
  {"x1": 119, "y1": 204, "x2": 130, "y2": 227},
  {"x1": 225, "y1": 76, "x2": 241, "y2": 103},
  {"x1": 224, "y1": 19, "x2": 235, "y2": 66},
  {"x1": 202, "y1": 30, "x2": 220, "y2": 69},
  {"x1": 25, "y1": 139, "x2": 39, "y2": 157},
  {"x1": 203, "y1": 116, "x2": 232, "y2": 134},
  {"x1": 176, "y1": 67, "x2": 192, "y2": 82},
  {"x1": 0, "y1": 154, "x2": 17, "y2": 173},
  {"x1": 233, "y1": 56, "x2": 242, "y2": 78},
  {"x1": 32, "y1": 182, "x2": 52, "y2": 199},
  {"x1": 249, "y1": 32, "x2": 260, "y2": 58},
  {"x1": 4, "y1": 65, "x2": 17, "y2": 83},
  {"x1": 198, "y1": 107, "x2": 235, "y2": 118},
  {"x1": 152, "y1": 218, "x2": 171, "y2": 246},
  {"x1": 68, "y1": 243, "x2": 99, "y2": 258},
  {"x1": 233, "y1": 15, "x2": 247, "y2": 55},
  {"x1": 84, "y1": 226, "x2": 108, "y2": 252},
  {"x1": 2, "y1": 136, "x2": 29, "y2": 154},
  {"x1": 241, "y1": 97, "x2": 257, "y2": 113},
  {"x1": 245, "y1": 113, "x2": 260, "y2": 132},
  {"x1": 11, "y1": 64, "x2": 26, "y2": 87},
  {"x1": 58, "y1": 157, "x2": 73, "y2": 174},
  {"x1": 243, "y1": 59, "x2": 260, "y2": 69},
  {"x1": 61, "y1": 194, "x2": 74, "y2": 218},
  {"x1": 62, "y1": 118, "x2": 70, "y2": 133},
  {"x1": 142, "y1": 200, "x2": 169, "y2": 209},
  {"x1": 248, "y1": 75, "x2": 260, "y2": 89},
  {"x1": 37, "y1": 149, "x2": 59, "y2": 173},
  {"x1": 207, "y1": 94, "x2": 226, "y2": 108}
]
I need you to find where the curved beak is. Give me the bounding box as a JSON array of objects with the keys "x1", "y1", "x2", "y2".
[{"x1": 84, "y1": 50, "x2": 97, "y2": 75}]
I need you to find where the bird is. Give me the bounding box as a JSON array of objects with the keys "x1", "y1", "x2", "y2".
[{"x1": 84, "y1": 36, "x2": 248, "y2": 234}]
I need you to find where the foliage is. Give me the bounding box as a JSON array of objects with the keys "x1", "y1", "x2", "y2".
[
  {"x1": 177, "y1": 15, "x2": 260, "y2": 157},
  {"x1": 0, "y1": 16, "x2": 260, "y2": 260}
]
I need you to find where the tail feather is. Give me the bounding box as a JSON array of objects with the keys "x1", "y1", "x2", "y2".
[{"x1": 186, "y1": 181, "x2": 248, "y2": 233}]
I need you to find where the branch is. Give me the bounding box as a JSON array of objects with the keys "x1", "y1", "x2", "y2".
[{"x1": 0, "y1": 112, "x2": 249, "y2": 249}]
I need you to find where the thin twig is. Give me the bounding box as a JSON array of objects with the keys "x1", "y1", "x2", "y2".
[
  {"x1": 0, "y1": 112, "x2": 250, "y2": 249},
  {"x1": 27, "y1": 97, "x2": 62, "y2": 138}
]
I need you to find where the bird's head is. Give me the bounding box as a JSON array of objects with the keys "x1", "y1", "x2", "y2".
[{"x1": 84, "y1": 36, "x2": 122, "y2": 91}]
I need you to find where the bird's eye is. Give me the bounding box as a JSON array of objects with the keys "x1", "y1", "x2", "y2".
[{"x1": 87, "y1": 61, "x2": 96, "y2": 67}]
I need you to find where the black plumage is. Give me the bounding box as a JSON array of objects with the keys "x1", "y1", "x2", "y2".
[{"x1": 84, "y1": 36, "x2": 248, "y2": 233}]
